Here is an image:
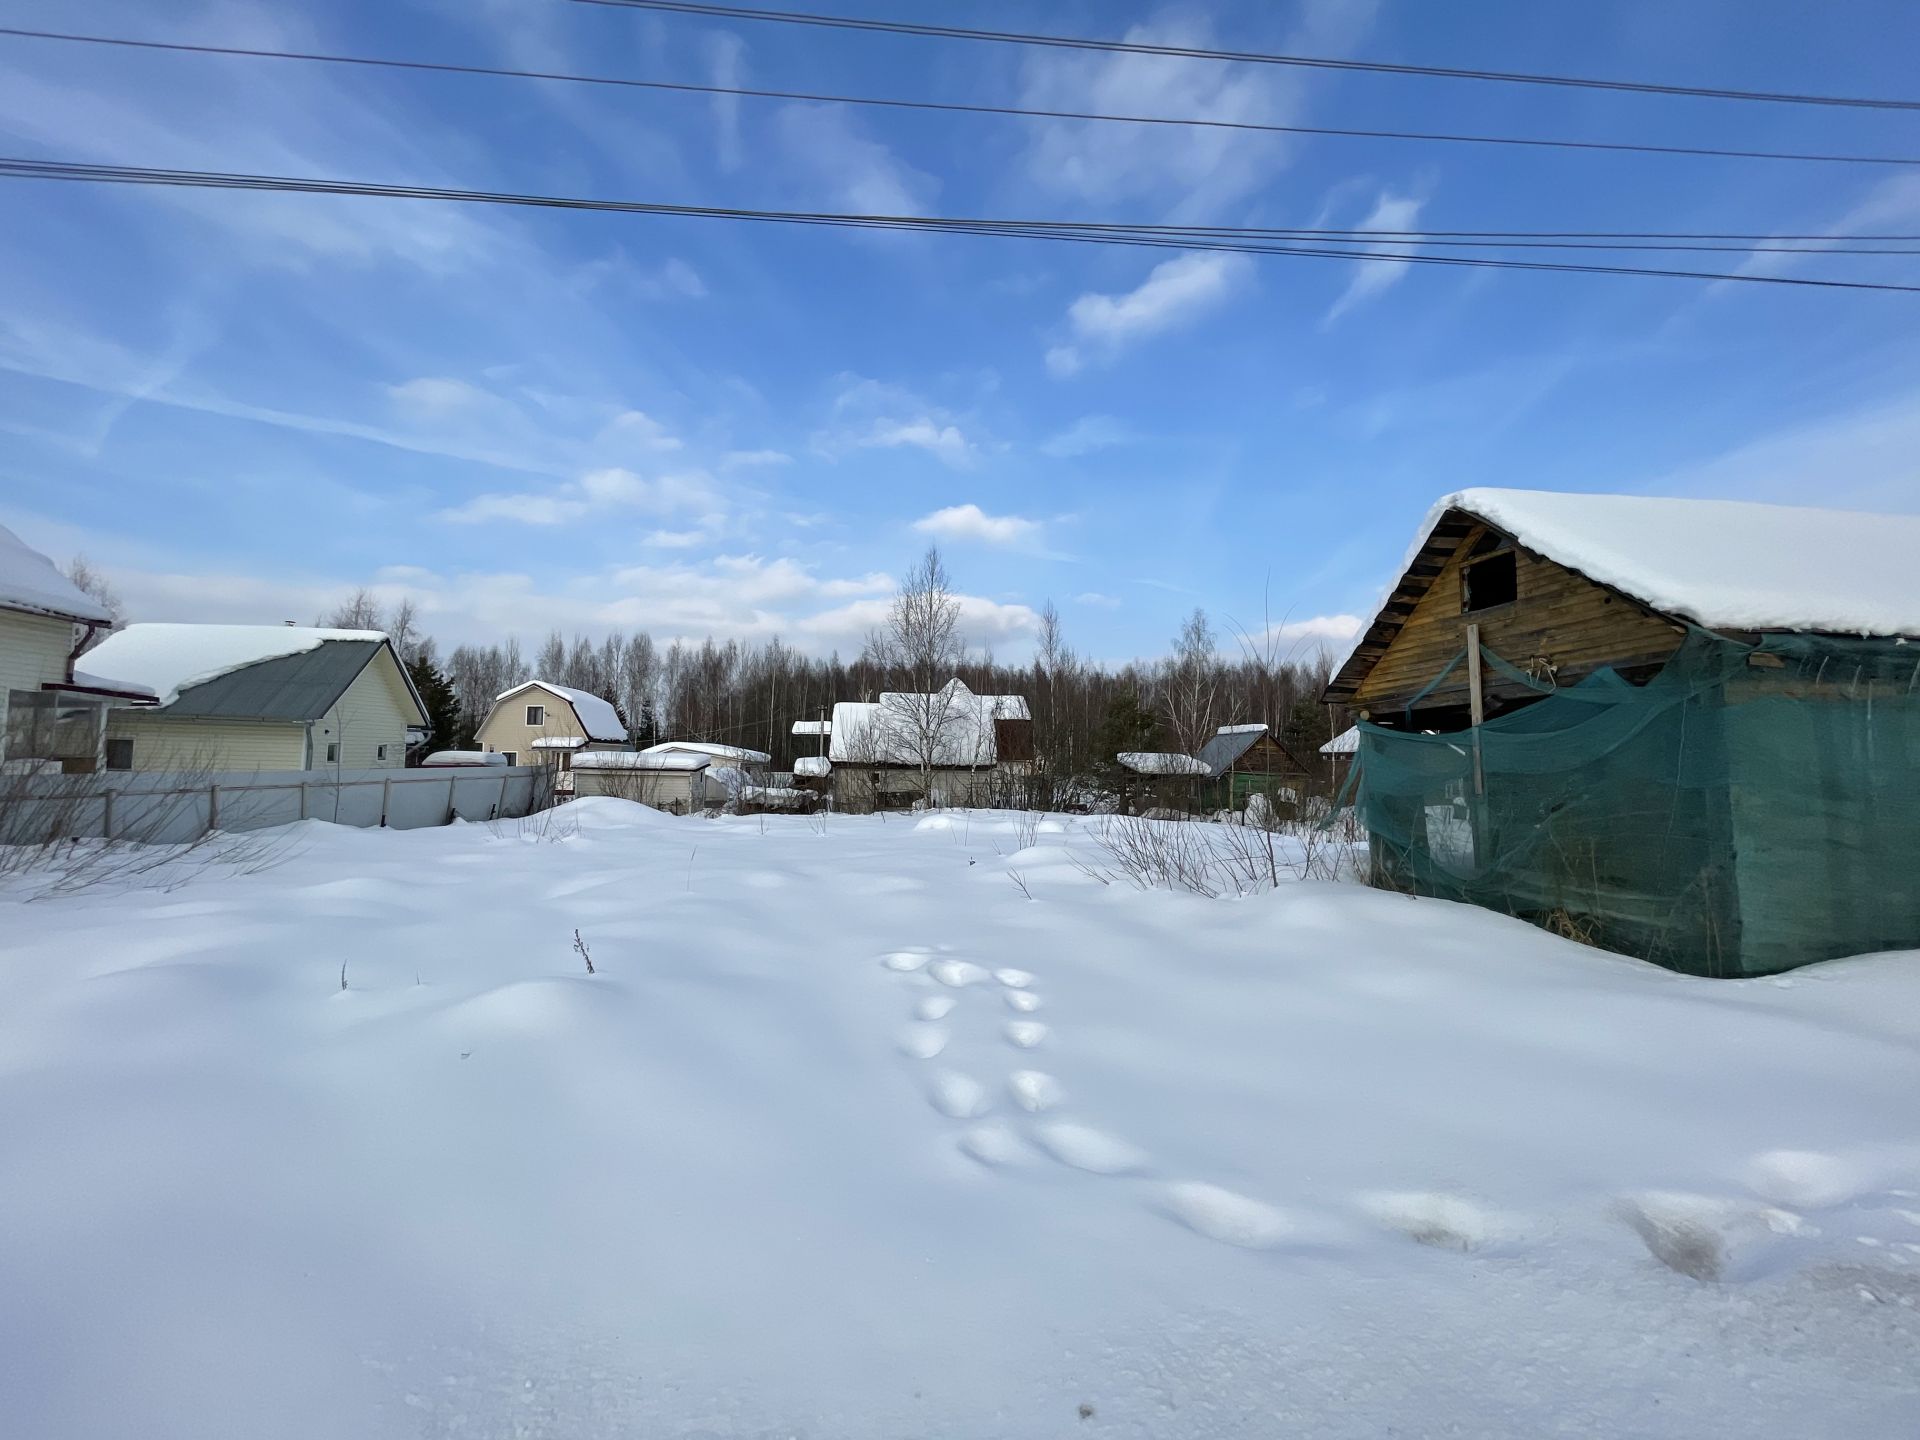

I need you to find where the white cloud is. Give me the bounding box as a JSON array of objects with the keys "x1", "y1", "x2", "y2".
[
  {"x1": 1050, "y1": 252, "x2": 1249, "y2": 373},
  {"x1": 1324, "y1": 191, "x2": 1426, "y2": 325},
  {"x1": 1074, "y1": 592, "x2": 1122, "y2": 609},
  {"x1": 776, "y1": 105, "x2": 937, "y2": 215},
  {"x1": 439, "y1": 467, "x2": 719, "y2": 526},
  {"x1": 722, "y1": 448, "x2": 794, "y2": 468},
  {"x1": 814, "y1": 376, "x2": 977, "y2": 467},
  {"x1": 387, "y1": 377, "x2": 491, "y2": 418},
  {"x1": 1042, "y1": 415, "x2": 1133, "y2": 458},
  {"x1": 1014, "y1": 2, "x2": 1381, "y2": 220},
  {"x1": 642, "y1": 529, "x2": 708, "y2": 549},
  {"x1": 636, "y1": 258, "x2": 709, "y2": 301},
  {"x1": 597, "y1": 410, "x2": 684, "y2": 453},
  {"x1": 912, "y1": 504, "x2": 1041, "y2": 546},
  {"x1": 706, "y1": 32, "x2": 747, "y2": 172}
]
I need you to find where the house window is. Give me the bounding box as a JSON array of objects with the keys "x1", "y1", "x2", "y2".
[
  {"x1": 502, "y1": 752, "x2": 518, "y2": 767},
  {"x1": 326, "y1": 742, "x2": 340, "y2": 763},
  {"x1": 105, "y1": 736, "x2": 134, "y2": 771},
  {"x1": 1462, "y1": 551, "x2": 1517, "y2": 613},
  {"x1": 376, "y1": 743, "x2": 388, "y2": 761},
  {"x1": 525, "y1": 704, "x2": 545, "y2": 726}
]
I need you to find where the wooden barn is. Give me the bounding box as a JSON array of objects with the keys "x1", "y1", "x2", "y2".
[
  {"x1": 1195, "y1": 724, "x2": 1316, "y2": 811},
  {"x1": 1323, "y1": 488, "x2": 1920, "y2": 978}
]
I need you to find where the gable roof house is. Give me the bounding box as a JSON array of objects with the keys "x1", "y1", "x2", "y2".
[
  {"x1": 1323, "y1": 487, "x2": 1920, "y2": 978},
  {"x1": 825, "y1": 679, "x2": 1032, "y2": 810},
  {"x1": 86, "y1": 625, "x2": 426, "y2": 773},
  {"x1": 1195, "y1": 723, "x2": 1317, "y2": 810},
  {"x1": 475, "y1": 681, "x2": 630, "y2": 773},
  {"x1": 0, "y1": 525, "x2": 155, "y2": 773}
]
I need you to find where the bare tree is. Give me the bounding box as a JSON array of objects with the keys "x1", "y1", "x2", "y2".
[
  {"x1": 1162, "y1": 608, "x2": 1219, "y2": 755},
  {"x1": 873, "y1": 546, "x2": 968, "y2": 803},
  {"x1": 324, "y1": 587, "x2": 384, "y2": 631}
]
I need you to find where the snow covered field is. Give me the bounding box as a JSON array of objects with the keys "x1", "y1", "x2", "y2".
[{"x1": 3, "y1": 800, "x2": 1919, "y2": 1438}]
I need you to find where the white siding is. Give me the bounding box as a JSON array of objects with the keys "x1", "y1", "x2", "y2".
[
  {"x1": 573, "y1": 767, "x2": 702, "y2": 811},
  {"x1": 105, "y1": 715, "x2": 307, "y2": 772},
  {"x1": 0, "y1": 611, "x2": 77, "y2": 762},
  {"x1": 309, "y1": 648, "x2": 417, "y2": 770}
]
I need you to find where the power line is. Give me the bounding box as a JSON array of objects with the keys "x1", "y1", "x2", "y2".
[
  {"x1": 567, "y1": 0, "x2": 1920, "y2": 112},
  {"x1": 4, "y1": 157, "x2": 1916, "y2": 292},
  {"x1": 7, "y1": 26, "x2": 1919, "y2": 170}
]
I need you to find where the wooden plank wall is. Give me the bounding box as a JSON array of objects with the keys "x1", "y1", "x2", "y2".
[{"x1": 1351, "y1": 520, "x2": 1684, "y2": 717}]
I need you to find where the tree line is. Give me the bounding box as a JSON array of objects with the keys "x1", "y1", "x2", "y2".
[{"x1": 323, "y1": 547, "x2": 1345, "y2": 790}]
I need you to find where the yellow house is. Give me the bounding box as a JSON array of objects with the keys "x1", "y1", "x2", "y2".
[
  {"x1": 84, "y1": 624, "x2": 427, "y2": 772},
  {"x1": 0, "y1": 523, "x2": 155, "y2": 772},
  {"x1": 475, "y1": 680, "x2": 630, "y2": 769}
]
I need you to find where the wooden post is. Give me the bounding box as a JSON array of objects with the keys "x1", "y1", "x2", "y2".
[
  {"x1": 380, "y1": 776, "x2": 392, "y2": 827},
  {"x1": 498, "y1": 771, "x2": 511, "y2": 818},
  {"x1": 299, "y1": 781, "x2": 309, "y2": 820},
  {"x1": 102, "y1": 789, "x2": 115, "y2": 841},
  {"x1": 208, "y1": 782, "x2": 221, "y2": 831},
  {"x1": 446, "y1": 776, "x2": 457, "y2": 825},
  {"x1": 1465, "y1": 623, "x2": 1486, "y2": 797}
]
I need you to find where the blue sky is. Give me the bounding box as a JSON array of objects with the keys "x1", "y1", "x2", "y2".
[{"x1": 3, "y1": 0, "x2": 1918, "y2": 664}]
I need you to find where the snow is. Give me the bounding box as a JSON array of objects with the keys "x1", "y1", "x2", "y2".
[
  {"x1": 642, "y1": 740, "x2": 772, "y2": 764},
  {"x1": 1215, "y1": 722, "x2": 1268, "y2": 736},
  {"x1": 571, "y1": 749, "x2": 708, "y2": 771},
  {"x1": 791, "y1": 719, "x2": 831, "y2": 736},
  {"x1": 1118, "y1": 751, "x2": 1212, "y2": 776},
  {"x1": 496, "y1": 680, "x2": 627, "y2": 742},
  {"x1": 528, "y1": 735, "x2": 589, "y2": 750},
  {"x1": 4, "y1": 805, "x2": 1920, "y2": 1437},
  {"x1": 1321, "y1": 724, "x2": 1360, "y2": 755},
  {"x1": 793, "y1": 755, "x2": 831, "y2": 778},
  {"x1": 67, "y1": 668, "x2": 157, "y2": 699},
  {"x1": 0, "y1": 522, "x2": 113, "y2": 623},
  {"x1": 829, "y1": 679, "x2": 1029, "y2": 766},
  {"x1": 83, "y1": 624, "x2": 389, "y2": 707},
  {"x1": 419, "y1": 750, "x2": 507, "y2": 767},
  {"x1": 1429, "y1": 488, "x2": 1920, "y2": 639}
]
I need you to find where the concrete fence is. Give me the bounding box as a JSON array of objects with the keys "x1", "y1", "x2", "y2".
[{"x1": 0, "y1": 765, "x2": 551, "y2": 846}]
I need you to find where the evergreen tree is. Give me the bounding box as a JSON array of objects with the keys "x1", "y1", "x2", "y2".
[{"x1": 407, "y1": 655, "x2": 462, "y2": 757}]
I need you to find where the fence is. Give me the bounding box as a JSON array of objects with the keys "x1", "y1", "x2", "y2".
[{"x1": 0, "y1": 765, "x2": 550, "y2": 846}]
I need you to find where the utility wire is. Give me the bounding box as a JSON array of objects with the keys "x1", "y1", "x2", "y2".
[
  {"x1": 567, "y1": 0, "x2": 1920, "y2": 112},
  {"x1": 6, "y1": 26, "x2": 1918, "y2": 170},
  {"x1": 4, "y1": 157, "x2": 1916, "y2": 292}
]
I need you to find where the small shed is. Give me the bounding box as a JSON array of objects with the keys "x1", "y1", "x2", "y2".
[
  {"x1": 1116, "y1": 751, "x2": 1211, "y2": 814},
  {"x1": 1195, "y1": 724, "x2": 1315, "y2": 811},
  {"x1": 572, "y1": 750, "x2": 710, "y2": 813},
  {"x1": 1322, "y1": 487, "x2": 1920, "y2": 977}
]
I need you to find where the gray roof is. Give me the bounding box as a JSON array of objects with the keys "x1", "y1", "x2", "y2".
[
  {"x1": 159, "y1": 639, "x2": 387, "y2": 721},
  {"x1": 1196, "y1": 728, "x2": 1265, "y2": 778}
]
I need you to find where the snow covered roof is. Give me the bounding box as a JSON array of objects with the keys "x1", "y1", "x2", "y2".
[
  {"x1": 793, "y1": 755, "x2": 831, "y2": 778},
  {"x1": 495, "y1": 681, "x2": 627, "y2": 743},
  {"x1": 642, "y1": 740, "x2": 772, "y2": 765},
  {"x1": 1118, "y1": 752, "x2": 1212, "y2": 777},
  {"x1": 791, "y1": 719, "x2": 831, "y2": 736},
  {"x1": 573, "y1": 750, "x2": 710, "y2": 772},
  {"x1": 1216, "y1": 723, "x2": 1268, "y2": 736},
  {"x1": 82, "y1": 624, "x2": 394, "y2": 709},
  {"x1": 1321, "y1": 725, "x2": 1361, "y2": 755},
  {"x1": 529, "y1": 736, "x2": 590, "y2": 750},
  {"x1": 827, "y1": 680, "x2": 1031, "y2": 766},
  {"x1": 0, "y1": 523, "x2": 113, "y2": 623},
  {"x1": 65, "y1": 670, "x2": 157, "y2": 701},
  {"x1": 420, "y1": 750, "x2": 508, "y2": 767}
]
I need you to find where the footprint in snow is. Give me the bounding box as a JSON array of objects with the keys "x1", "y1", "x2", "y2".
[
  {"x1": 1359, "y1": 1191, "x2": 1513, "y2": 1253},
  {"x1": 1004, "y1": 990, "x2": 1043, "y2": 1014},
  {"x1": 927, "y1": 1070, "x2": 990, "y2": 1119},
  {"x1": 994, "y1": 968, "x2": 1035, "y2": 989},
  {"x1": 1007, "y1": 1069, "x2": 1063, "y2": 1113},
  {"x1": 880, "y1": 950, "x2": 930, "y2": 973},
  {"x1": 959, "y1": 1122, "x2": 1035, "y2": 1168},
  {"x1": 1004, "y1": 1020, "x2": 1049, "y2": 1049},
  {"x1": 929, "y1": 959, "x2": 992, "y2": 988},
  {"x1": 1162, "y1": 1182, "x2": 1295, "y2": 1250},
  {"x1": 914, "y1": 995, "x2": 956, "y2": 1022},
  {"x1": 897, "y1": 1024, "x2": 949, "y2": 1060},
  {"x1": 1031, "y1": 1121, "x2": 1149, "y2": 1176}
]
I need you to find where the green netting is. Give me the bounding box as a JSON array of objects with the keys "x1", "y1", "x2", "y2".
[{"x1": 1351, "y1": 630, "x2": 1920, "y2": 977}]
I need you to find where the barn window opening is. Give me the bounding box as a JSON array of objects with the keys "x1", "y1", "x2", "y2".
[
  {"x1": 105, "y1": 737, "x2": 134, "y2": 771},
  {"x1": 376, "y1": 744, "x2": 388, "y2": 761},
  {"x1": 1462, "y1": 551, "x2": 1517, "y2": 612},
  {"x1": 526, "y1": 704, "x2": 545, "y2": 726},
  {"x1": 326, "y1": 742, "x2": 340, "y2": 763}
]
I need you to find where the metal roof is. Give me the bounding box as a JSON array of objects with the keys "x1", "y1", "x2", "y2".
[
  {"x1": 158, "y1": 639, "x2": 386, "y2": 721},
  {"x1": 1196, "y1": 726, "x2": 1266, "y2": 778}
]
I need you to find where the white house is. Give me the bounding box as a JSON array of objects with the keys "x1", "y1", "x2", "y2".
[
  {"x1": 85, "y1": 624, "x2": 427, "y2": 772},
  {"x1": 824, "y1": 678, "x2": 1032, "y2": 809},
  {"x1": 0, "y1": 524, "x2": 154, "y2": 772},
  {"x1": 475, "y1": 681, "x2": 630, "y2": 769}
]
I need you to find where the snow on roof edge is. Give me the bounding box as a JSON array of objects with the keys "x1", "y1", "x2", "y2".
[
  {"x1": 0, "y1": 523, "x2": 114, "y2": 624},
  {"x1": 81, "y1": 624, "x2": 392, "y2": 707}
]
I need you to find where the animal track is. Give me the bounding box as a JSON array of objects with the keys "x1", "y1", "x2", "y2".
[
  {"x1": 1163, "y1": 1183, "x2": 1294, "y2": 1250},
  {"x1": 927, "y1": 1070, "x2": 989, "y2": 1119},
  {"x1": 1004, "y1": 990, "x2": 1042, "y2": 1014},
  {"x1": 1031, "y1": 1121, "x2": 1148, "y2": 1176},
  {"x1": 897, "y1": 1024, "x2": 949, "y2": 1060},
  {"x1": 880, "y1": 950, "x2": 929, "y2": 973},
  {"x1": 1008, "y1": 1069, "x2": 1063, "y2": 1113},
  {"x1": 929, "y1": 959, "x2": 991, "y2": 988},
  {"x1": 1004, "y1": 1020, "x2": 1048, "y2": 1049},
  {"x1": 1360, "y1": 1191, "x2": 1511, "y2": 1252},
  {"x1": 993, "y1": 968, "x2": 1035, "y2": 989},
  {"x1": 914, "y1": 995, "x2": 956, "y2": 1022},
  {"x1": 959, "y1": 1123, "x2": 1033, "y2": 1168}
]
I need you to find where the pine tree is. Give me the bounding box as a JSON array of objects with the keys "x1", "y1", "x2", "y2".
[{"x1": 407, "y1": 655, "x2": 462, "y2": 758}]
